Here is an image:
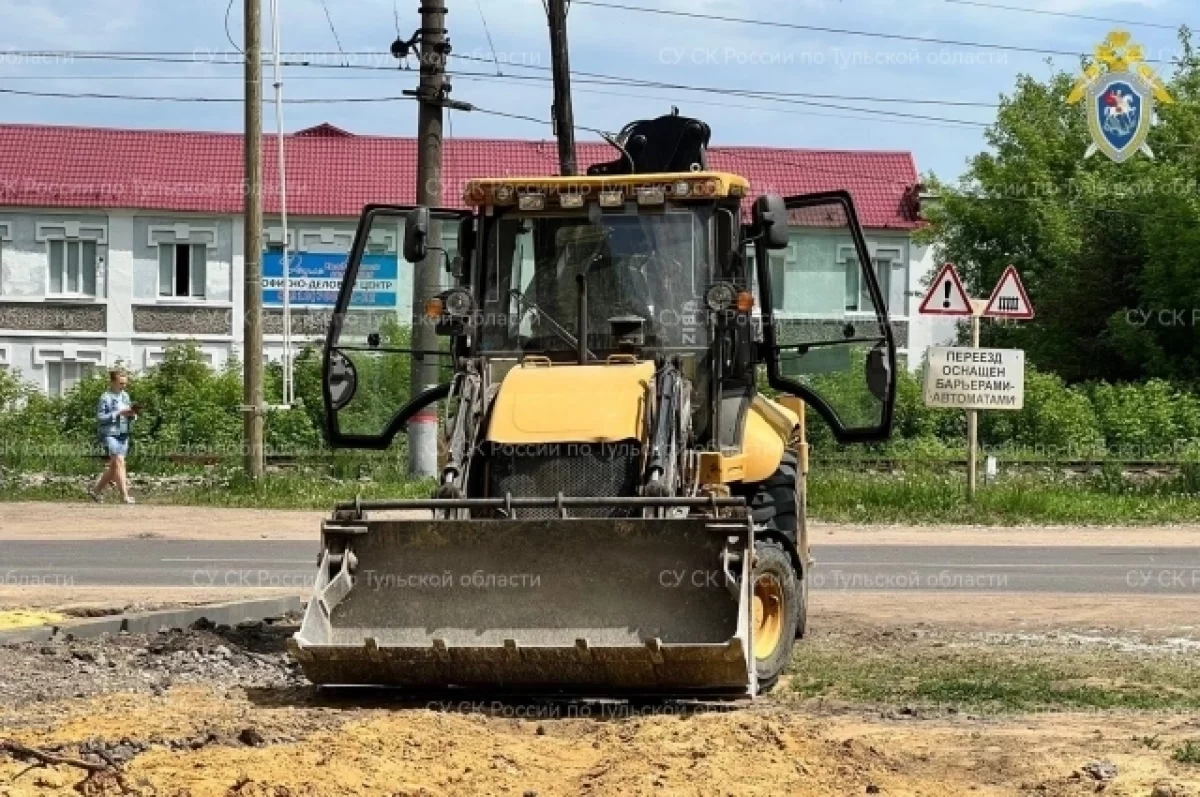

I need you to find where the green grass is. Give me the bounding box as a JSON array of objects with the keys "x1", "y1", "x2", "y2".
[
  {"x1": 1174, "y1": 741, "x2": 1200, "y2": 764},
  {"x1": 1, "y1": 468, "x2": 434, "y2": 510},
  {"x1": 789, "y1": 635, "x2": 1200, "y2": 713},
  {"x1": 6, "y1": 459, "x2": 1200, "y2": 523},
  {"x1": 808, "y1": 470, "x2": 1200, "y2": 525}
]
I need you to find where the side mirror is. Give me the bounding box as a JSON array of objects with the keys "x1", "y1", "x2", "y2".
[
  {"x1": 753, "y1": 194, "x2": 790, "y2": 250},
  {"x1": 403, "y1": 207, "x2": 431, "y2": 263},
  {"x1": 448, "y1": 215, "x2": 475, "y2": 279},
  {"x1": 326, "y1": 349, "x2": 357, "y2": 411}
]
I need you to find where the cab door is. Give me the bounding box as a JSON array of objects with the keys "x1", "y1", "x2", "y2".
[
  {"x1": 755, "y1": 191, "x2": 896, "y2": 443},
  {"x1": 323, "y1": 204, "x2": 472, "y2": 449}
]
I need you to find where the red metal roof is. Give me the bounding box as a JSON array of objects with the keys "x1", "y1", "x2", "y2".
[{"x1": 0, "y1": 123, "x2": 922, "y2": 230}]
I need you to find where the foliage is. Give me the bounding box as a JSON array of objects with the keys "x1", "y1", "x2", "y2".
[
  {"x1": 1174, "y1": 740, "x2": 1200, "y2": 765},
  {"x1": 980, "y1": 368, "x2": 1102, "y2": 453},
  {"x1": 804, "y1": 355, "x2": 1198, "y2": 462},
  {"x1": 923, "y1": 29, "x2": 1200, "y2": 384}
]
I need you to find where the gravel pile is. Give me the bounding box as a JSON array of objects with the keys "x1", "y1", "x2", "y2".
[{"x1": 0, "y1": 617, "x2": 304, "y2": 706}]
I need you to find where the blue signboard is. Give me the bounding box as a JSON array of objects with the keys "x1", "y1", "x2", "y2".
[{"x1": 262, "y1": 252, "x2": 400, "y2": 308}]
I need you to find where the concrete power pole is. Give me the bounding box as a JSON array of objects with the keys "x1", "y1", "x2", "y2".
[
  {"x1": 547, "y1": 0, "x2": 577, "y2": 176},
  {"x1": 243, "y1": 0, "x2": 266, "y2": 479},
  {"x1": 408, "y1": 1, "x2": 449, "y2": 479}
]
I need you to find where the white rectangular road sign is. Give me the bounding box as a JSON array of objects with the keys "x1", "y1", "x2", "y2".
[{"x1": 924, "y1": 347, "x2": 1025, "y2": 410}]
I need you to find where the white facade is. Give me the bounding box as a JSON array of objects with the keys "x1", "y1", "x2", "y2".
[{"x1": 0, "y1": 207, "x2": 356, "y2": 394}]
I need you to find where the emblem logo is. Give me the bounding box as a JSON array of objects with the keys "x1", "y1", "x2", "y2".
[{"x1": 1067, "y1": 30, "x2": 1173, "y2": 163}]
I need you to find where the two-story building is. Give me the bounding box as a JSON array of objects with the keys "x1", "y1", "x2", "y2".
[{"x1": 0, "y1": 122, "x2": 938, "y2": 394}]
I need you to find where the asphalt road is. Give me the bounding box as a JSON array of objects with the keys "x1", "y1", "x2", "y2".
[{"x1": 3, "y1": 540, "x2": 1200, "y2": 594}]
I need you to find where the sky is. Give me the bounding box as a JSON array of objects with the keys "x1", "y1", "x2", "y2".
[{"x1": 0, "y1": 0, "x2": 1195, "y2": 182}]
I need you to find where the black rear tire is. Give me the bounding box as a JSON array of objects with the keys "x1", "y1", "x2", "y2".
[
  {"x1": 752, "y1": 539, "x2": 800, "y2": 693},
  {"x1": 744, "y1": 449, "x2": 806, "y2": 693}
]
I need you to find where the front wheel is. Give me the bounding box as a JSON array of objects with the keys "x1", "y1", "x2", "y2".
[{"x1": 752, "y1": 539, "x2": 801, "y2": 693}]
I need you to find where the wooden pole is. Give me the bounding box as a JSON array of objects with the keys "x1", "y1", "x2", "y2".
[
  {"x1": 408, "y1": 1, "x2": 448, "y2": 479},
  {"x1": 243, "y1": 0, "x2": 265, "y2": 479},
  {"x1": 547, "y1": 0, "x2": 578, "y2": 175}
]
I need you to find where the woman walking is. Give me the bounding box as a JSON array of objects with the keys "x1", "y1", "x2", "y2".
[{"x1": 92, "y1": 369, "x2": 138, "y2": 504}]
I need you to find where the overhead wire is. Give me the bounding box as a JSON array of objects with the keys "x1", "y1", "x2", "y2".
[
  {"x1": 569, "y1": 0, "x2": 1175, "y2": 63},
  {"x1": 0, "y1": 49, "x2": 1003, "y2": 108},
  {"x1": 318, "y1": 0, "x2": 349, "y2": 66},
  {"x1": 223, "y1": 0, "x2": 243, "y2": 55},
  {"x1": 473, "y1": 0, "x2": 504, "y2": 75},
  {"x1": 941, "y1": 0, "x2": 1180, "y2": 31}
]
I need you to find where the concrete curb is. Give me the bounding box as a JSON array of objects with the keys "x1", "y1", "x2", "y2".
[{"x1": 0, "y1": 596, "x2": 304, "y2": 645}]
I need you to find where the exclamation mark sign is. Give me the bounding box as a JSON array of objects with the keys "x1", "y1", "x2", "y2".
[{"x1": 942, "y1": 280, "x2": 952, "y2": 309}]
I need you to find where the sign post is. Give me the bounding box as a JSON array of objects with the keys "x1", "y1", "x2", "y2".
[
  {"x1": 966, "y1": 301, "x2": 983, "y2": 501},
  {"x1": 920, "y1": 264, "x2": 1034, "y2": 501}
]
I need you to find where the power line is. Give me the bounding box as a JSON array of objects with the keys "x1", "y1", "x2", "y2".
[
  {"x1": 453, "y1": 74, "x2": 991, "y2": 131},
  {"x1": 942, "y1": 0, "x2": 1180, "y2": 31},
  {"x1": 318, "y1": 0, "x2": 349, "y2": 66},
  {"x1": 473, "y1": 0, "x2": 504, "y2": 75},
  {"x1": 450, "y1": 52, "x2": 1002, "y2": 107},
  {"x1": 224, "y1": 0, "x2": 243, "y2": 55},
  {"x1": 569, "y1": 0, "x2": 1173, "y2": 63},
  {"x1": 0, "y1": 86, "x2": 420, "y2": 103},
  {"x1": 447, "y1": 70, "x2": 990, "y2": 127},
  {"x1": 0, "y1": 49, "x2": 1005, "y2": 110},
  {"x1": 0, "y1": 62, "x2": 1003, "y2": 107},
  {"x1": 444, "y1": 67, "x2": 991, "y2": 127}
]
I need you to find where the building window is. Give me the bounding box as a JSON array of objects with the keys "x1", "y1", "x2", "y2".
[
  {"x1": 47, "y1": 361, "x2": 96, "y2": 397},
  {"x1": 878, "y1": 252, "x2": 908, "y2": 316},
  {"x1": 159, "y1": 243, "x2": 207, "y2": 298},
  {"x1": 843, "y1": 255, "x2": 897, "y2": 314},
  {"x1": 48, "y1": 239, "x2": 99, "y2": 297}
]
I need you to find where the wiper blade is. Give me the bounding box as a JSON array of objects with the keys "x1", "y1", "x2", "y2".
[{"x1": 509, "y1": 290, "x2": 596, "y2": 361}]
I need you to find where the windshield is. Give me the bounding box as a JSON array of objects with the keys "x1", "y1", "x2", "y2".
[{"x1": 481, "y1": 207, "x2": 712, "y2": 358}]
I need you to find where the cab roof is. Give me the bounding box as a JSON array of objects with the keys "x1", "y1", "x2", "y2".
[{"x1": 462, "y1": 171, "x2": 750, "y2": 206}]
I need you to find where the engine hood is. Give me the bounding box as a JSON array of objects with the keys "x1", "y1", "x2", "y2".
[{"x1": 486, "y1": 361, "x2": 654, "y2": 445}]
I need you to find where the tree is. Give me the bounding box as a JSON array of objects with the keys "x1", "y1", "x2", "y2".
[{"x1": 924, "y1": 29, "x2": 1200, "y2": 384}]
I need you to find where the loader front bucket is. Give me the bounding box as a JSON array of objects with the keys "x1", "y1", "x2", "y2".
[{"x1": 290, "y1": 516, "x2": 756, "y2": 697}]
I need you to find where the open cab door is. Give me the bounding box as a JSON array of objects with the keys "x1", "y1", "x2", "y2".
[
  {"x1": 323, "y1": 204, "x2": 472, "y2": 449},
  {"x1": 753, "y1": 191, "x2": 896, "y2": 443}
]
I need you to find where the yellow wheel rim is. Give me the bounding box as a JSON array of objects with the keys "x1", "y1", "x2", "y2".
[{"x1": 753, "y1": 575, "x2": 786, "y2": 661}]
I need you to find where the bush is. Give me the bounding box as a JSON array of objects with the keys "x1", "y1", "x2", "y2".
[
  {"x1": 1089, "y1": 379, "x2": 1193, "y2": 457},
  {"x1": 982, "y1": 369, "x2": 1101, "y2": 454}
]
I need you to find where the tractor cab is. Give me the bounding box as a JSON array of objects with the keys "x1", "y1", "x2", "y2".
[{"x1": 322, "y1": 171, "x2": 894, "y2": 450}]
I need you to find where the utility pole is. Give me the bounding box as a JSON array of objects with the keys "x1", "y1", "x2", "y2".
[
  {"x1": 547, "y1": 0, "x2": 577, "y2": 175},
  {"x1": 243, "y1": 0, "x2": 265, "y2": 479},
  {"x1": 408, "y1": 1, "x2": 449, "y2": 479}
]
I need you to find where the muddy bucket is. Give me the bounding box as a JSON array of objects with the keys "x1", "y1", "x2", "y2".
[{"x1": 290, "y1": 516, "x2": 755, "y2": 697}]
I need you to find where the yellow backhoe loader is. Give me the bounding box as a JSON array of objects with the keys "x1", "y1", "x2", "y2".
[{"x1": 290, "y1": 114, "x2": 896, "y2": 697}]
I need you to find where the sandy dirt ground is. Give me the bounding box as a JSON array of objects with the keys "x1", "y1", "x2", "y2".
[
  {"x1": 2, "y1": 687, "x2": 1199, "y2": 797},
  {"x1": 4, "y1": 502, "x2": 1200, "y2": 546},
  {"x1": 0, "y1": 594, "x2": 1195, "y2": 795}
]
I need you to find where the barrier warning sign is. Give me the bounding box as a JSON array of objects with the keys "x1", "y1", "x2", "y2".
[{"x1": 924, "y1": 347, "x2": 1025, "y2": 410}]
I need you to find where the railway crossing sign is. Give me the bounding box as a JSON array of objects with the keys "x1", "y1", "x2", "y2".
[
  {"x1": 918, "y1": 263, "x2": 973, "y2": 316},
  {"x1": 983, "y1": 266, "x2": 1035, "y2": 320}
]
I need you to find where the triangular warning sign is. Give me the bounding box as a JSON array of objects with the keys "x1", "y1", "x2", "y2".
[
  {"x1": 918, "y1": 263, "x2": 973, "y2": 316},
  {"x1": 984, "y1": 266, "x2": 1035, "y2": 319}
]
